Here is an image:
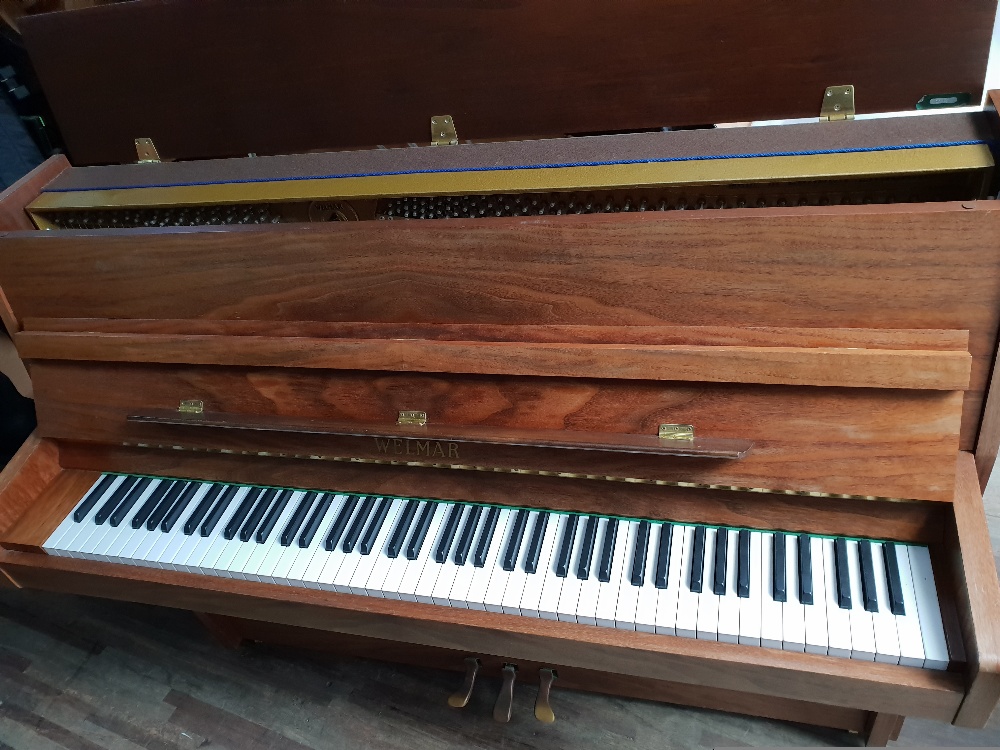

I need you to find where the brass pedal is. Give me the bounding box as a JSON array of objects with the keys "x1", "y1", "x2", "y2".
[
  {"x1": 493, "y1": 664, "x2": 518, "y2": 722},
  {"x1": 448, "y1": 657, "x2": 480, "y2": 708},
  {"x1": 535, "y1": 668, "x2": 557, "y2": 723}
]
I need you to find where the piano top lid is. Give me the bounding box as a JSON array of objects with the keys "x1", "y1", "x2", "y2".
[{"x1": 18, "y1": 0, "x2": 1000, "y2": 166}]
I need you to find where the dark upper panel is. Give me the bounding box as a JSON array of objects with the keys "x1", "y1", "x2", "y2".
[{"x1": 20, "y1": 0, "x2": 1000, "y2": 166}]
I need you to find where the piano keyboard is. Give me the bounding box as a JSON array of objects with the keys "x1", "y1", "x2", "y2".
[{"x1": 43, "y1": 474, "x2": 950, "y2": 669}]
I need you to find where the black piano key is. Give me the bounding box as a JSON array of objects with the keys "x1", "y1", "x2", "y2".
[
  {"x1": 798, "y1": 533, "x2": 814, "y2": 605},
  {"x1": 453, "y1": 505, "x2": 483, "y2": 566},
  {"x1": 405, "y1": 502, "x2": 437, "y2": 560},
  {"x1": 93, "y1": 475, "x2": 140, "y2": 525},
  {"x1": 473, "y1": 506, "x2": 501, "y2": 568},
  {"x1": 147, "y1": 481, "x2": 187, "y2": 531},
  {"x1": 280, "y1": 491, "x2": 317, "y2": 546},
  {"x1": 239, "y1": 488, "x2": 279, "y2": 543},
  {"x1": 654, "y1": 523, "x2": 673, "y2": 589},
  {"x1": 324, "y1": 495, "x2": 361, "y2": 551},
  {"x1": 184, "y1": 484, "x2": 224, "y2": 535},
  {"x1": 772, "y1": 532, "x2": 787, "y2": 603},
  {"x1": 434, "y1": 504, "x2": 465, "y2": 563},
  {"x1": 713, "y1": 527, "x2": 728, "y2": 595},
  {"x1": 107, "y1": 477, "x2": 152, "y2": 527},
  {"x1": 554, "y1": 515, "x2": 579, "y2": 578},
  {"x1": 256, "y1": 489, "x2": 293, "y2": 543},
  {"x1": 523, "y1": 512, "x2": 548, "y2": 574},
  {"x1": 599, "y1": 517, "x2": 620, "y2": 583},
  {"x1": 299, "y1": 493, "x2": 335, "y2": 548},
  {"x1": 689, "y1": 526, "x2": 706, "y2": 593},
  {"x1": 224, "y1": 488, "x2": 263, "y2": 540},
  {"x1": 834, "y1": 537, "x2": 852, "y2": 609},
  {"x1": 341, "y1": 495, "x2": 377, "y2": 553},
  {"x1": 133, "y1": 480, "x2": 174, "y2": 529},
  {"x1": 576, "y1": 516, "x2": 600, "y2": 580},
  {"x1": 629, "y1": 520, "x2": 648, "y2": 586},
  {"x1": 160, "y1": 482, "x2": 202, "y2": 532},
  {"x1": 201, "y1": 485, "x2": 241, "y2": 537},
  {"x1": 859, "y1": 539, "x2": 878, "y2": 613},
  {"x1": 73, "y1": 475, "x2": 119, "y2": 522},
  {"x1": 358, "y1": 498, "x2": 393, "y2": 555},
  {"x1": 882, "y1": 542, "x2": 906, "y2": 616},
  {"x1": 737, "y1": 529, "x2": 751, "y2": 598},
  {"x1": 386, "y1": 499, "x2": 419, "y2": 559},
  {"x1": 502, "y1": 509, "x2": 529, "y2": 572}
]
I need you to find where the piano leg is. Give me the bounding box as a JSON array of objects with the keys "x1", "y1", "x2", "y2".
[
  {"x1": 865, "y1": 712, "x2": 904, "y2": 747},
  {"x1": 194, "y1": 611, "x2": 247, "y2": 650}
]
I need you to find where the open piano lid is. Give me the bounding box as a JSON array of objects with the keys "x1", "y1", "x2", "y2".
[{"x1": 18, "y1": 0, "x2": 1000, "y2": 165}]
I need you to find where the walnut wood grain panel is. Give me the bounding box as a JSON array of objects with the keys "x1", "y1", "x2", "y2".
[
  {"x1": 865, "y1": 713, "x2": 905, "y2": 747},
  {"x1": 30, "y1": 362, "x2": 963, "y2": 500},
  {"x1": 0, "y1": 470, "x2": 99, "y2": 552},
  {"x1": 0, "y1": 433, "x2": 61, "y2": 538},
  {"x1": 55, "y1": 443, "x2": 947, "y2": 543},
  {"x1": 949, "y1": 453, "x2": 1000, "y2": 728},
  {"x1": 18, "y1": 0, "x2": 996, "y2": 164},
  {"x1": 222, "y1": 615, "x2": 870, "y2": 733},
  {"x1": 0, "y1": 548, "x2": 965, "y2": 721},
  {"x1": 1, "y1": 204, "x2": 997, "y2": 446},
  {"x1": 16, "y1": 331, "x2": 972, "y2": 391}
]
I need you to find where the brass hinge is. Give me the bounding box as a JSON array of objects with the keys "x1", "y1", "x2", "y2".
[
  {"x1": 135, "y1": 137, "x2": 161, "y2": 163},
  {"x1": 178, "y1": 399, "x2": 204, "y2": 414},
  {"x1": 430, "y1": 115, "x2": 458, "y2": 146},
  {"x1": 658, "y1": 424, "x2": 694, "y2": 441},
  {"x1": 398, "y1": 410, "x2": 427, "y2": 426},
  {"x1": 820, "y1": 85, "x2": 855, "y2": 121}
]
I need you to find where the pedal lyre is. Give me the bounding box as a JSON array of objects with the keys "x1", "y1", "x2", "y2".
[
  {"x1": 448, "y1": 657, "x2": 480, "y2": 708},
  {"x1": 493, "y1": 664, "x2": 518, "y2": 722},
  {"x1": 535, "y1": 668, "x2": 557, "y2": 723}
]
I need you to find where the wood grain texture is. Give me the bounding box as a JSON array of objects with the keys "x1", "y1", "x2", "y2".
[
  {"x1": 0, "y1": 434, "x2": 60, "y2": 539},
  {"x1": 950, "y1": 453, "x2": 1000, "y2": 728},
  {"x1": 17, "y1": 0, "x2": 997, "y2": 164},
  {"x1": 866, "y1": 713, "x2": 904, "y2": 747},
  {"x1": 15, "y1": 330, "x2": 973, "y2": 391},
  {"x1": 55, "y1": 442, "x2": 949, "y2": 543},
  {"x1": 30, "y1": 362, "x2": 964, "y2": 501},
  {"x1": 0, "y1": 470, "x2": 98, "y2": 552},
  {"x1": 0, "y1": 548, "x2": 966, "y2": 722},
  {"x1": 2, "y1": 204, "x2": 997, "y2": 448}
]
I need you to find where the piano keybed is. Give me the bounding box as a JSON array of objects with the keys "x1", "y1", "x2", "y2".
[{"x1": 45, "y1": 473, "x2": 949, "y2": 670}]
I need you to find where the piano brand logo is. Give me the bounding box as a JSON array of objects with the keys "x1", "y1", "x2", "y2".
[{"x1": 374, "y1": 437, "x2": 459, "y2": 459}]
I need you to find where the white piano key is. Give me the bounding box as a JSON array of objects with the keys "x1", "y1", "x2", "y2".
[
  {"x1": 695, "y1": 527, "x2": 719, "y2": 641},
  {"x1": 519, "y1": 513, "x2": 561, "y2": 618},
  {"x1": 246, "y1": 491, "x2": 304, "y2": 582},
  {"x1": 870, "y1": 542, "x2": 901, "y2": 665},
  {"x1": 674, "y1": 526, "x2": 699, "y2": 639},
  {"x1": 892, "y1": 543, "x2": 926, "y2": 668},
  {"x1": 760, "y1": 533, "x2": 783, "y2": 650},
  {"x1": 397, "y1": 502, "x2": 447, "y2": 602},
  {"x1": 157, "y1": 483, "x2": 212, "y2": 570},
  {"x1": 89, "y1": 480, "x2": 161, "y2": 562},
  {"x1": 446, "y1": 509, "x2": 484, "y2": 609},
  {"x1": 197, "y1": 487, "x2": 253, "y2": 574},
  {"x1": 58, "y1": 475, "x2": 128, "y2": 558},
  {"x1": 538, "y1": 514, "x2": 574, "y2": 621},
  {"x1": 634, "y1": 522, "x2": 662, "y2": 634},
  {"x1": 463, "y1": 508, "x2": 513, "y2": 611},
  {"x1": 738, "y1": 530, "x2": 762, "y2": 647},
  {"x1": 717, "y1": 528, "x2": 740, "y2": 645},
  {"x1": 323, "y1": 500, "x2": 375, "y2": 593},
  {"x1": 350, "y1": 499, "x2": 404, "y2": 596},
  {"x1": 781, "y1": 534, "x2": 806, "y2": 652},
  {"x1": 430, "y1": 504, "x2": 468, "y2": 606},
  {"x1": 291, "y1": 494, "x2": 350, "y2": 588},
  {"x1": 906, "y1": 545, "x2": 950, "y2": 670},
  {"x1": 500, "y1": 511, "x2": 539, "y2": 616},
  {"x1": 654, "y1": 524, "x2": 685, "y2": 637},
  {"x1": 44, "y1": 474, "x2": 120, "y2": 555},
  {"x1": 613, "y1": 521, "x2": 642, "y2": 631},
  {"x1": 575, "y1": 517, "x2": 609, "y2": 626},
  {"x1": 483, "y1": 509, "x2": 521, "y2": 614},
  {"x1": 182, "y1": 488, "x2": 246, "y2": 574},
  {"x1": 846, "y1": 540, "x2": 876, "y2": 661},
  {"x1": 596, "y1": 519, "x2": 630, "y2": 628},
  {"x1": 255, "y1": 491, "x2": 309, "y2": 583},
  {"x1": 823, "y1": 537, "x2": 852, "y2": 658},
  {"x1": 414, "y1": 502, "x2": 464, "y2": 604},
  {"x1": 364, "y1": 500, "x2": 409, "y2": 598},
  {"x1": 555, "y1": 516, "x2": 587, "y2": 623},
  {"x1": 802, "y1": 536, "x2": 829, "y2": 656}
]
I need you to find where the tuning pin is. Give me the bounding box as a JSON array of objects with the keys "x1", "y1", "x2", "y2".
[
  {"x1": 493, "y1": 664, "x2": 518, "y2": 723},
  {"x1": 534, "y1": 668, "x2": 558, "y2": 723},
  {"x1": 448, "y1": 657, "x2": 481, "y2": 708}
]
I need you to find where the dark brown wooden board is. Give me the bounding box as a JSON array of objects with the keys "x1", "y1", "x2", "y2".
[{"x1": 19, "y1": 0, "x2": 999, "y2": 165}]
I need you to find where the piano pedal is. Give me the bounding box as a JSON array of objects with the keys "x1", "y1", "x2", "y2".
[
  {"x1": 534, "y1": 668, "x2": 557, "y2": 723},
  {"x1": 447, "y1": 657, "x2": 481, "y2": 708},
  {"x1": 493, "y1": 663, "x2": 518, "y2": 723}
]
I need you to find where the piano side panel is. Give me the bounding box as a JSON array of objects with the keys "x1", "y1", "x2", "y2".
[
  {"x1": 29, "y1": 362, "x2": 962, "y2": 502},
  {"x1": 1, "y1": 203, "x2": 997, "y2": 448},
  {"x1": 0, "y1": 433, "x2": 61, "y2": 539}
]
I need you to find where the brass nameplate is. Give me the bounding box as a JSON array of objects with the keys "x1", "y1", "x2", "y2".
[{"x1": 375, "y1": 437, "x2": 459, "y2": 459}]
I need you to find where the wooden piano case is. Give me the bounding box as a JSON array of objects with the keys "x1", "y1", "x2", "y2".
[{"x1": 1, "y1": 0, "x2": 1000, "y2": 743}]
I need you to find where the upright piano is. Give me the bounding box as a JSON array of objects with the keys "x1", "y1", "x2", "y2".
[{"x1": 1, "y1": 1, "x2": 1000, "y2": 743}]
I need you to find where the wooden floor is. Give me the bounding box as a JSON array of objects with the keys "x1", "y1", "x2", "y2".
[{"x1": 1, "y1": 486, "x2": 999, "y2": 750}]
